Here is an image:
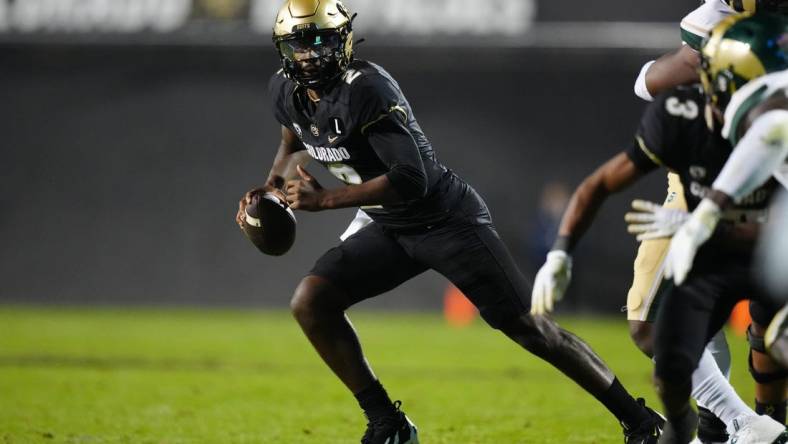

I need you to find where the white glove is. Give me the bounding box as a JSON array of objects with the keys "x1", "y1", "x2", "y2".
[
  {"x1": 625, "y1": 199, "x2": 690, "y2": 241},
  {"x1": 531, "y1": 250, "x2": 572, "y2": 315},
  {"x1": 664, "y1": 198, "x2": 721, "y2": 285}
]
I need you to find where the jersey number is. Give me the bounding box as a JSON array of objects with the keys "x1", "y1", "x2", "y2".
[
  {"x1": 327, "y1": 163, "x2": 384, "y2": 210},
  {"x1": 665, "y1": 97, "x2": 699, "y2": 120}
]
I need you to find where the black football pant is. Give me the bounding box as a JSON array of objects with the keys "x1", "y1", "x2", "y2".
[
  {"x1": 654, "y1": 247, "x2": 780, "y2": 387},
  {"x1": 310, "y1": 186, "x2": 531, "y2": 329}
]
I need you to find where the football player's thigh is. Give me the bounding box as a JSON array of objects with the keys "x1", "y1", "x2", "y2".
[
  {"x1": 414, "y1": 223, "x2": 530, "y2": 329},
  {"x1": 654, "y1": 272, "x2": 738, "y2": 377},
  {"x1": 627, "y1": 173, "x2": 687, "y2": 322},
  {"x1": 309, "y1": 223, "x2": 428, "y2": 308}
]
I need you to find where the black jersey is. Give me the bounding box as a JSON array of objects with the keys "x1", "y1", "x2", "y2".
[
  {"x1": 626, "y1": 85, "x2": 776, "y2": 214},
  {"x1": 269, "y1": 59, "x2": 465, "y2": 229}
]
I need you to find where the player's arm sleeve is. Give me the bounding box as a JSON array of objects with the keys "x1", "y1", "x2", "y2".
[
  {"x1": 712, "y1": 109, "x2": 788, "y2": 200},
  {"x1": 625, "y1": 94, "x2": 677, "y2": 173},
  {"x1": 353, "y1": 75, "x2": 428, "y2": 200},
  {"x1": 268, "y1": 71, "x2": 293, "y2": 127}
]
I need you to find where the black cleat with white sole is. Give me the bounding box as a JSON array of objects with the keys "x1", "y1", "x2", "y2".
[
  {"x1": 360, "y1": 401, "x2": 419, "y2": 444},
  {"x1": 624, "y1": 399, "x2": 666, "y2": 444}
]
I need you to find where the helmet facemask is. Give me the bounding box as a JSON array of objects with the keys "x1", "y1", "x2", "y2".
[
  {"x1": 699, "y1": 53, "x2": 740, "y2": 114},
  {"x1": 274, "y1": 22, "x2": 353, "y2": 89}
]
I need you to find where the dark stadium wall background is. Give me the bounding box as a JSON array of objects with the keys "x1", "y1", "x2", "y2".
[
  {"x1": 0, "y1": 45, "x2": 668, "y2": 312},
  {"x1": 0, "y1": 0, "x2": 688, "y2": 44}
]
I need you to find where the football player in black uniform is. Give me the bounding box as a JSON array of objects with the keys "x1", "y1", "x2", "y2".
[
  {"x1": 530, "y1": 83, "x2": 786, "y2": 443},
  {"x1": 235, "y1": 1, "x2": 664, "y2": 443},
  {"x1": 628, "y1": 3, "x2": 788, "y2": 439}
]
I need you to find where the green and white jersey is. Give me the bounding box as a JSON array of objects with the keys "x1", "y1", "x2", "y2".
[
  {"x1": 680, "y1": 0, "x2": 734, "y2": 50},
  {"x1": 722, "y1": 69, "x2": 788, "y2": 145}
]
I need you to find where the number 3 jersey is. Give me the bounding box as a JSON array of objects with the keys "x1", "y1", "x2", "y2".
[
  {"x1": 269, "y1": 59, "x2": 467, "y2": 229},
  {"x1": 626, "y1": 84, "x2": 777, "y2": 217}
]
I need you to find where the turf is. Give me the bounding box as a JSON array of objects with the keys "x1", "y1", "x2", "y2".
[{"x1": 0, "y1": 307, "x2": 754, "y2": 443}]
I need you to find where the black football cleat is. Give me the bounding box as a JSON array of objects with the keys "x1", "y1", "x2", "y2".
[
  {"x1": 624, "y1": 398, "x2": 666, "y2": 444},
  {"x1": 360, "y1": 401, "x2": 419, "y2": 444}
]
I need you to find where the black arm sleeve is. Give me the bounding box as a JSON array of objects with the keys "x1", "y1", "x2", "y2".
[
  {"x1": 350, "y1": 73, "x2": 428, "y2": 200},
  {"x1": 366, "y1": 114, "x2": 428, "y2": 200},
  {"x1": 268, "y1": 71, "x2": 292, "y2": 127}
]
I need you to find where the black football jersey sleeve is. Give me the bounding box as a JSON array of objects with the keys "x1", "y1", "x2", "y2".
[
  {"x1": 350, "y1": 73, "x2": 408, "y2": 134},
  {"x1": 626, "y1": 85, "x2": 774, "y2": 213},
  {"x1": 626, "y1": 86, "x2": 705, "y2": 174},
  {"x1": 269, "y1": 69, "x2": 295, "y2": 129}
]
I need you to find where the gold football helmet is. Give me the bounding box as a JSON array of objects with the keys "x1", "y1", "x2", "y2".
[
  {"x1": 272, "y1": 0, "x2": 355, "y2": 88},
  {"x1": 699, "y1": 12, "x2": 788, "y2": 112}
]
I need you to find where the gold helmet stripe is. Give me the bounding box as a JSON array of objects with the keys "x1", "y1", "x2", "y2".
[
  {"x1": 289, "y1": 0, "x2": 320, "y2": 18},
  {"x1": 713, "y1": 38, "x2": 767, "y2": 80},
  {"x1": 274, "y1": 0, "x2": 351, "y2": 37},
  {"x1": 743, "y1": 0, "x2": 758, "y2": 12}
]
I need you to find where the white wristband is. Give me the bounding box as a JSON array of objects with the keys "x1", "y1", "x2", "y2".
[{"x1": 634, "y1": 60, "x2": 656, "y2": 102}]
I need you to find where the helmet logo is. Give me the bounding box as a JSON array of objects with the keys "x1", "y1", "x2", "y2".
[{"x1": 311, "y1": 124, "x2": 320, "y2": 136}]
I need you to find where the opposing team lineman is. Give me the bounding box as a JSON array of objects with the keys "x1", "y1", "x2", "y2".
[
  {"x1": 643, "y1": 13, "x2": 787, "y2": 443},
  {"x1": 235, "y1": 0, "x2": 667, "y2": 442}
]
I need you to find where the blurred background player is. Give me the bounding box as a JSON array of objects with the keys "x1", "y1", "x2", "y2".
[
  {"x1": 529, "y1": 75, "x2": 784, "y2": 444},
  {"x1": 236, "y1": 1, "x2": 664, "y2": 443},
  {"x1": 632, "y1": 7, "x2": 736, "y2": 443},
  {"x1": 641, "y1": 13, "x2": 787, "y2": 443},
  {"x1": 631, "y1": 1, "x2": 788, "y2": 439}
]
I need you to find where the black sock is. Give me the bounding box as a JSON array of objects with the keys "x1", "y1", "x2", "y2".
[
  {"x1": 756, "y1": 399, "x2": 787, "y2": 424},
  {"x1": 595, "y1": 378, "x2": 652, "y2": 430},
  {"x1": 355, "y1": 380, "x2": 396, "y2": 421}
]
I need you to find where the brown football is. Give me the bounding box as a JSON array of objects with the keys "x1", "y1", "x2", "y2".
[{"x1": 241, "y1": 192, "x2": 296, "y2": 256}]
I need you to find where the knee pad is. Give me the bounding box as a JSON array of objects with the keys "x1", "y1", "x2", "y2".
[{"x1": 748, "y1": 325, "x2": 788, "y2": 383}]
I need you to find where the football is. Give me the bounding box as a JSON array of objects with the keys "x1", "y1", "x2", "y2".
[{"x1": 241, "y1": 192, "x2": 296, "y2": 256}]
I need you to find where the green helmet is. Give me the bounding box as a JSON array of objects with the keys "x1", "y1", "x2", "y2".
[
  {"x1": 699, "y1": 12, "x2": 788, "y2": 112},
  {"x1": 725, "y1": 0, "x2": 788, "y2": 14}
]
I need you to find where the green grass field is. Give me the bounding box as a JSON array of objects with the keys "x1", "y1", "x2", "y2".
[{"x1": 0, "y1": 307, "x2": 754, "y2": 443}]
